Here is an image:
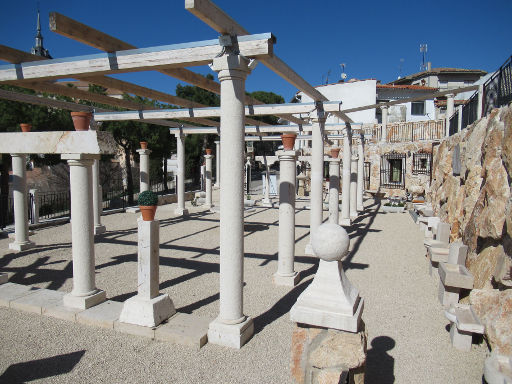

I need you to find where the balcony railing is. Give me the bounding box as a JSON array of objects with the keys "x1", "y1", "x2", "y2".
[{"x1": 365, "y1": 120, "x2": 445, "y2": 143}]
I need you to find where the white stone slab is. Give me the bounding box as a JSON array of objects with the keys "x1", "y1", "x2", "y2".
[
  {"x1": 76, "y1": 300, "x2": 123, "y2": 329},
  {"x1": 0, "y1": 283, "x2": 40, "y2": 307},
  {"x1": 43, "y1": 302, "x2": 84, "y2": 322},
  {"x1": 439, "y1": 263, "x2": 474, "y2": 289},
  {"x1": 154, "y1": 312, "x2": 211, "y2": 349},
  {"x1": 114, "y1": 320, "x2": 155, "y2": 339},
  {"x1": 429, "y1": 247, "x2": 449, "y2": 263},
  {"x1": 10, "y1": 288, "x2": 64, "y2": 314},
  {"x1": 207, "y1": 316, "x2": 254, "y2": 349}
]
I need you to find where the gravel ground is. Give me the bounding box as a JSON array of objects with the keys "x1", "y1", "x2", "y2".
[{"x1": 0, "y1": 191, "x2": 488, "y2": 383}]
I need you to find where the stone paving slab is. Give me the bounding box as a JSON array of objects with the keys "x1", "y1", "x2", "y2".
[
  {"x1": 154, "y1": 312, "x2": 211, "y2": 349},
  {"x1": 76, "y1": 300, "x2": 123, "y2": 329},
  {"x1": 0, "y1": 282, "x2": 40, "y2": 307},
  {"x1": 43, "y1": 302, "x2": 85, "y2": 322},
  {"x1": 114, "y1": 320, "x2": 155, "y2": 338},
  {"x1": 10, "y1": 288, "x2": 64, "y2": 314}
]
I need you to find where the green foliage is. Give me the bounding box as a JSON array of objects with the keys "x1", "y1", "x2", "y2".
[
  {"x1": 176, "y1": 74, "x2": 220, "y2": 107},
  {"x1": 138, "y1": 190, "x2": 158, "y2": 206}
]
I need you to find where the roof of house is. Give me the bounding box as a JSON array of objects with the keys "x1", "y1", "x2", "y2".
[
  {"x1": 377, "y1": 84, "x2": 438, "y2": 91},
  {"x1": 388, "y1": 68, "x2": 487, "y2": 85}
]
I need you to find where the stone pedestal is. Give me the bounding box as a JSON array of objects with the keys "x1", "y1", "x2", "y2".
[
  {"x1": 9, "y1": 154, "x2": 34, "y2": 252},
  {"x1": 174, "y1": 133, "x2": 189, "y2": 217},
  {"x1": 350, "y1": 155, "x2": 359, "y2": 220},
  {"x1": 204, "y1": 154, "x2": 213, "y2": 209},
  {"x1": 92, "y1": 159, "x2": 106, "y2": 235},
  {"x1": 357, "y1": 137, "x2": 364, "y2": 212},
  {"x1": 207, "y1": 53, "x2": 253, "y2": 349},
  {"x1": 305, "y1": 110, "x2": 326, "y2": 255},
  {"x1": 291, "y1": 223, "x2": 364, "y2": 333},
  {"x1": 380, "y1": 105, "x2": 388, "y2": 142},
  {"x1": 137, "y1": 148, "x2": 152, "y2": 193},
  {"x1": 62, "y1": 154, "x2": 106, "y2": 309},
  {"x1": 120, "y1": 219, "x2": 175, "y2": 327},
  {"x1": 274, "y1": 150, "x2": 300, "y2": 287},
  {"x1": 214, "y1": 140, "x2": 220, "y2": 188},
  {"x1": 328, "y1": 158, "x2": 341, "y2": 224},
  {"x1": 340, "y1": 131, "x2": 352, "y2": 226}
]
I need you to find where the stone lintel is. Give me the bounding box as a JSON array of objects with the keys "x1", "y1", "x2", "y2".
[{"x1": 61, "y1": 153, "x2": 100, "y2": 161}]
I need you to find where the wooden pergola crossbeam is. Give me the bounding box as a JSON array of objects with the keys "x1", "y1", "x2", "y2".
[
  {"x1": 0, "y1": 34, "x2": 274, "y2": 82},
  {"x1": 49, "y1": 12, "x2": 304, "y2": 126},
  {"x1": 185, "y1": 0, "x2": 353, "y2": 124}
]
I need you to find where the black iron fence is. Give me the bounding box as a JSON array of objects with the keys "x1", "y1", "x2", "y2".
[
  {"x1": 449, "y1": 110, "x2": 459, "y2": 136},
  {"x1": 461, "y1": 92, "x2": 479, "y2": 130},
  {"x1": 0, "y1": 195, "x2": 14, "y2": 229},
  {"x1": 38, "y1": 191, "x2": 71, "y2": 221},
  {"x1": 412, "y1": 152, "x2": 432, "y2": 176},
  {"x1": 380, "y1": 152, "x2": 406, "y2": 189}
]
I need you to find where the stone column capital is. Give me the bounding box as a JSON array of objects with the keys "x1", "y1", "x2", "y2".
[
  {"x1": 445, "y1": 93, "x2": 455, "y2": 99},
  {"x1": 214, "y1": 140, "x2": 220, "y2": 145},
  {"x1": 328, "y1": 158, "x2": 341, "y2": 164},
  {"x1": 309, "y1": 109, "x2": 327, "y2": 124},
  {"x1": 136, "y1": 149, "x2": 152, "y2": 155},
  {"x1": 204, "y1": 154, "x2": 214, "y2": 160},
  {"x1": 277, "y1": 150, "x2": 298, "y2": 161},
  {"x1": 380, "y1": 104, "x2": 389, "y2": 111},
  {"x1": 61, "y1": 153, "x2": 98, "y2": 166},
  {"x1": 211, "y1": 54, "x2": 251, "y2": 81}
]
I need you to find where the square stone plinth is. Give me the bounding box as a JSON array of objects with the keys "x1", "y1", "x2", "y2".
[
  {"x1": 63, "y1": 289, "x2": 106, "y2": 310},
  {"x1": 208, "y1": 316, "x2": 254, "y2": 349},
  {"x1": 94, "y1": 225, "x2": 106, "y2": 235},
  {"x1": 339, "y1": 218, "x2": 351, "y2": 227},
  {"x1": 0, "y1": 273, "x2": 8, "y2": 284},
  {"x1": 273, "y1": 272, "x2": 301, "y2": 287},
  {"x1": 0, "y1": 283, "x2": 40, "y2": 307},
  {"x1": 119, "y1": 294, "x2": 175, "y2": 328},
  {"x1": 10, "y1": 289, "x2": 64, "y2": 315},
  {"x1": 76, "y1": 300, "x2": 123, "y2": 329},
  {"x1": 155, "y1": 313, "x2": 211, "y2": 349},
  {"x1": 9, "y1": 241, "x2": 35, "y2": 252},
  {"x1": 174, "y1": 207, "x2": 189, "y2": 217}
]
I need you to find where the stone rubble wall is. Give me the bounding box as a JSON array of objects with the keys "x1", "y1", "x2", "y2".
[{"x1": 427, "y1": 104, "x2": 512, "y2": 355}]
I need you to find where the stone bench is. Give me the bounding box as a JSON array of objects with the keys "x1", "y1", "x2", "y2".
[
  {"x1": 444, "y1": 304, "x2": 484, "y2": 351},
  {"x1": 484, "y1": 352, "x2": 512, "y2": 384},
  {"x1": 438, "y1": 242, "x2": 471, "y2": 307},
  {"x1": 428, "y1": 240, "x2": 467, "y2": 278},
  {"x1": 424, "y1": 222, "x2": 450, "y2": 250}
]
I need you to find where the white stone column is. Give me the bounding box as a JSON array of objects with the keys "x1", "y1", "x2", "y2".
[
  {"x1": 328, "y1": 158, "x2": 341, "y2": 224},
  {"x1": 477, "y1": 84, "x2": 484, "y2": 120},
  {"x1": 9, "y1": 154, "x2": 34, "y2": 251},
  {"x1": 214, "y1": 140, "x2": 220, "y2": 188},
  {"x1": 357, "y1": 136, "x2": 364, "y2": 212},
  {"x1": 380, "y1": 105, "x2": 388, "y2": 142},
  {"x1": 205, "y1": 153, "x2": 213, "y2": 209},
  {"x1": 29, "y1": 188, "x2": 39, "y2": 225},
  {"x1": 340, "y1": 129, "x2": 352, "y2": 226},
  {"x1": 445, "y1": 93, "x2": 455, "y2": 137},
  {"x1": 457, "y1": 105, "x2": 463, "y2": 132},
  {"x1": 119, "y1": 218, "x2": 175, "y2": 327},
  {"x1": 350, "y1": 155, "x2": 358, "y2": 219},
  {"x1": 174, "y1": 133, "x2": 188, "y2": 216},
  {"x1": 208, "y1": 54, "x2": 254, "y2": 349},
  {"x1": 92, "y1": 159, "x2": 106, "y2": 235},
  {"x1": 137, "y1": 148, "x2": 151, "y2": 193},
  {"x1": 305, "y1": 110, "x2": 326, "y2": 255},
  {"x1": 274, "y1": 150, "x2": 300, "y2": 287},
  {"x1": 62, "y1": 154, "x2": 106, "y2": 309},
  {"x1": 261, "y1": 156, "x2": 273, "y2": 207}
]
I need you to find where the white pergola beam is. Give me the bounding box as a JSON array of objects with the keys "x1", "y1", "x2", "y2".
[{"x1": 0, "y1": 34, "x2": 274, "y2": 82}]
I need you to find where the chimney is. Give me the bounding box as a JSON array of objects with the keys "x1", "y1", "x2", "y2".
[{"x1": 427, "y1": 62, "x2": 431, "y2": 71}]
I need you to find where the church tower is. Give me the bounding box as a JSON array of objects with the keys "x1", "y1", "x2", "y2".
[{"x1": 31, "y1": 9, "x2": 52, "y2": 58}]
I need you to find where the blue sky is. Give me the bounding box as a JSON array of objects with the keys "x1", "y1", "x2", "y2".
[{"x1": 1, "y1": 0, "x2": 511, "y2": 103}]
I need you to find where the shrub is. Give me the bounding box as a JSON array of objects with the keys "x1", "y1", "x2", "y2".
[{"x1": 138, "y1": 190, "x2": 158, "y2": 206}]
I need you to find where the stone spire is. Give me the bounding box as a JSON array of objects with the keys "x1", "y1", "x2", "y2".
[{"x1": 31, "y1": 8, "x2": 52, "y2": 58}]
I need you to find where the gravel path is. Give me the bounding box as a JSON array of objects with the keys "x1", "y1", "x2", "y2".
[{"x1": 0, "y1": 193, "x2": 488, "y2": 383}]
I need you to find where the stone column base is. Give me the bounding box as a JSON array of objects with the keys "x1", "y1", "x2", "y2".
[
  {"x1": 273, "y1": 272, "x2": 300, "y2": 287},
  {"x1": 0, "y1": 272, "x2": 8, "y2": 284},
  {"x1": 63, "y1": 289, "x2": 106, "y2": 310},
  {"x1": 350, "y1": 214, "x2": 358, "y2": 220},
  {"x1": 357, "y1": 204, "x2": 364, "y2": 212},
  {"x1": 94, "y1": 225, "x2": 106, "y2": 235},
  {"x1": 339, "y1": 218, "x2": 351, "y2": 226},
  {"x1": 207, "y1": 316, "x2": 254, "y2": 349},
  {"x1": 8, "y1": 241, "x2": 35, "y2": 252},
  {"x1": 8, "y1": 231, "x2": 34, "y2": 239},
  {"x1": 174, "y1": 207, "x2": 189, "y2": 217},
  {"x1": 119, "y1": 293, "x2": 175, "y2": 328},
  {"x1": 261, "y1": 199, "x2": 273, "y2": 208},
  {"x1": 291, "y1": 322, "x2": 367, "y2": 384},
  {"x1": 304, "y1": 243, "x2": 314, "y2": 256}
]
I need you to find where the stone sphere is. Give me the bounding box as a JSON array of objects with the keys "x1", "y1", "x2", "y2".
[{"x1": 311, "y1": 223, "x2": 350, "y2": 262}]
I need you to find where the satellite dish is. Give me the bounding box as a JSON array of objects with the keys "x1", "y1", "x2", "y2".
[{"x1": 341, "y1": 73, "x2": 347, "y2": 80}]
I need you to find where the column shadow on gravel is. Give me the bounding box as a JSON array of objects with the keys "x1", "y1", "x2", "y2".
[
  {"x1": 364, "y1": 336, "x2": 396, "y2": 384},
  {"x1": 0, "y1": 350, "x2": 85, "y2": 384}
]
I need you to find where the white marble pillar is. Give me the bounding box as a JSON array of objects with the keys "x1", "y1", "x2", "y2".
[
  {"x1": 62, "y1": 154, "x2": 106, "y2": 309},
  {"x1": 446, "y1": 93, "x2": 455, "y2": 137},
  {"x1": 205, "y1": 153, "x2": 213, "y2": 209},
  {"x1": 457, "y1": 105, "x2": 463, "y2": 132},
  {"x1": 274, "y1": 150, "x2": 300, "y2": 287},
  {"x1": 350, "y1": 155, "x2": 358, "y2": 219},
  {"x1": 261, "y1": 157, "x2": 273, "y2": 207},
  {"x1": 477, "y1": 85, "x2": 484, "y2": 120},
  {"x1": 214, "y1": 140, "x2": 220, "y2": 188},
  {"x1": 29, "y1": 188, "x2": 39, "y2": 225},
  {"x1": 380, "y1": 105, "x2": 388, "y2": 142},
  {"x1": 340, "y1": 129, "x2": 352, "y2": 226},
  {"x1": 357, "y1": 136, "x2": 364, "y2": 212},
  {"x1": 92, "y1": 159, "x2": 106, "y2": 235},
  {"x1": 174, "y1": 133, "x2": 188, "y2": 216},
  {"x1": 137, "y1": 148, "x2": 151, "y2": 193},
  {"x1": 328, "y1": 158, "x2": 341, "y2": 224},
  {"x1": 208, "y1": 54, "x2": 254, "y2": 349},
  {"x1": 305, "y1": 110, "x2": 326, "y2": 255},
  {"x1": 119, "y1": 218, "x2": 175, "y2": 327},
  {"x1": 9, "y1": 154, "x2": 34, "y2": 252}
]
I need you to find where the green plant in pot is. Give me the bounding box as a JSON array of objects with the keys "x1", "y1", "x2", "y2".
[{"x1": 138, "y1": 190, "x2": 159, "y2": 221}]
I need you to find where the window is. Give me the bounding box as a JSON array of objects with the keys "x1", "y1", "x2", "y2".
[
  {"x1": 412, "y1": 152, "x2": 432, "y2": 176},
  {"x1": 380, "y1": 152, "x2": 406, "y2": 189},
  {"x1": 411, "y1": 101, "x2": 426, "y2": 116}
]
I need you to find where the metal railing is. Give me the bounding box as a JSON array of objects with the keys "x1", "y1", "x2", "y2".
[
  {"x1": 449, "y1": 110, "x2": 459, "y2": 136},
  {"x1": 369, "y1": 120, "x2": 445, "y2": 143},
  {"x1": 461, "y1": 92, "x2": 479, "y2": 129},
  {"x1": 0, "y1": 195, "x2": 14, "y2": 229},
  {"x1": 483, "y1": 55, "x2": 512, "y2": 116},
  {"x1": 38, "y1": 191, "x2": 71, "y2": 221}
]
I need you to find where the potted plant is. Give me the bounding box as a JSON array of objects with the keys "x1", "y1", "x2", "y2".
[
  {"x1": 140, "y1": 141, "x2": 148, "y2": 150},
  {"x1": 205, "y1": 148, "x2": 212, "y2": 155},
  {"x1": 330, "y1": 147, "x2": 340, "y2": 158},
  {"x1": 138, "y1": 190, "x2": 159, "y2": 221},
  {"x1": 70, "y1": 111, "x2": 92, "y2": 131},
  {"x1": 281, "y1": 133, "x2": 297, "y2": 151},
  {"x1": 20, "y1": 123, "x2": 32, "y2": 132}
]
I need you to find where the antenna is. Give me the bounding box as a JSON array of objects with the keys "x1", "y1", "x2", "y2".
[
  {"x1": 420, "y1": 44, "x2": 427, "y2": 71},
  {"x1": 340, "y1": 63, "x2": 347, "y2": 81},
  {"x1": 325, "y1": 69, "x2": 331, "y2": 85},
  {"x1": 398, "y1": 58, "x2": 404, "y2": 79}
]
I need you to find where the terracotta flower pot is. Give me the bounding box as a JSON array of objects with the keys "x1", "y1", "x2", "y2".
[
  {"x1": 140, "y1": 141, "x2": 148, "y2": 149},
  {"x1": 205, "y1": 148, "x2": 212, "y2": 155},
  {"x1": 139, "y1": 205, "x2": 157, "y2": 221},
  {"x1": 330, "y1": 147, "x2": 340, "y2": 158},
  {"x1": 20, "y1": 123, "x2": 32, "y2": 132},
  {"x1": 281, "y1": 133, "x2": 297, "y2": 151},
  {"x1": 70, "y1": 111, "x2": 92, "y2": 131}
]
